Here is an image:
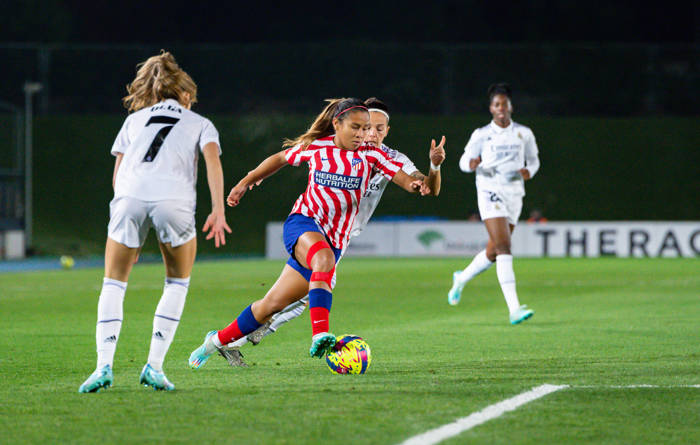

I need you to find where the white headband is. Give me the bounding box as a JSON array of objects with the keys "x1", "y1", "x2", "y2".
[{"x1": 368, "y1": 108, "x2": 390, "y2": 121}]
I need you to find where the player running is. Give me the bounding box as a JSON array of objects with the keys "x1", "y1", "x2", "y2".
[
  {"x1": 217, "y1": 97, "x2": 446, "y2": 366},
  {"x1": 189, "y1": 98, "x2": 436, "y2": 368},
  {"x1": 78, "y1": 51, "x2": 231, "y2": 392},
  {"x1": 448, "y1": 83, "x2": 540, "y2": 324}
]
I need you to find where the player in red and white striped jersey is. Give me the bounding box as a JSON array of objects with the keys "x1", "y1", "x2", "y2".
[
  {"x1": 284, "y1": 135, "x2": 405, "y2": 251},
  {"x1": 189, "y1": 98, "x2": 429, "y2": 368}
]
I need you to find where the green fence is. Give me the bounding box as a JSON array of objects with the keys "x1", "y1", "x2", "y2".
[
  {"x1": 31, "y1": 113, "x2": 699, "y2": 256},
  {"x1": 1, "y1": 43, "x2": 698, "y2": 115}
]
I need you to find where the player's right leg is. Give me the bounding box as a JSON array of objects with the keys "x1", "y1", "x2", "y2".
[
  {"x1": 449, "y1": 246, "x2": 494, "y2": 305},
  {"x1": 189, "y1": 265, "x2": 309, "y2": 369},
  {"x1": 219, "y1": 297, "x2": 309, "y2": 367}
]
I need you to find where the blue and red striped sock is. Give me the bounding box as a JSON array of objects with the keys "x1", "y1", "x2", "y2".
[
  {"x1": 309, "y1": 288, "x2": 332, "y2": 335},
  {"x1": 217, "y1": 305, "x2": 262, "y2": 345}
]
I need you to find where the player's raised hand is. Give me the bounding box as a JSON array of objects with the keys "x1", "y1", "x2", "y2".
[
  {"x1": 227, "y1": 183, "x2": 248, "y2": 207},
  {"x1": 469, "y1": 156, "x2": 482, "y2": 170},
  {"x1": 202, "y1": 211, "x2": 232, "y2": 248},
  {"x1": 430, "y1": 136, "x2": 446, "y2": 166}
]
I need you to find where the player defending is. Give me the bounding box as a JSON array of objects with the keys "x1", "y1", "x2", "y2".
[
  {"x1": 78, "y1": 51, "x2": 230, "y2": 392},
  {"x1": 448, "y1": 83, "x2": 540, "y2": 325},
  {"x1": 218, "y1": 97, "x2": 446, "y2": 366}
]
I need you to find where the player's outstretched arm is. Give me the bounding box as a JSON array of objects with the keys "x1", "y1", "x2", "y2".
[
  {"x1": 392, "y1": 170, "x2": 428, "y2": 195},
  {"x1": 202, "y1": 142, "x2": 232, "y2": 247},
  {"x1": 227, "y1": 150, "x2": 288, "y2": 207}
]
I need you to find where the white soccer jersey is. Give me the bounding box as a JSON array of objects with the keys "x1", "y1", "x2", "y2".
[
  {"x1": 349, "y1": 144, "x2": 418, "y2": 238},
  {"x1": 459, "y1": 120, "x2": 539, "y2": 196},
  {"x1": 111, "y1": 99, "x2": 220, "y2": 202},
  {"x1": 285, "y1": 136, "x2": 402, "y2": 250}
]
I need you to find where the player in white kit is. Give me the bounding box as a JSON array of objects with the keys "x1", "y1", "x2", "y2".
[
  {"x1": 218, "y1": 97, "x2": 446, "y2": 366},
  {"x1": 79, "y1": 51, "x2": 231, "y2": 392},
  {"x1": 448, "y1": 83, "x2": 540, "y2": 325}
]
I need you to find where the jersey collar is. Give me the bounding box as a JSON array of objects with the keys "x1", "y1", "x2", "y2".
[{"x1": 490, "y1": 120, "x2": 513, "y2": 133}]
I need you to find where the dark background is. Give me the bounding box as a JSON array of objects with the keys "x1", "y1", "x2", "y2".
[
  {"x1": 1, "y1": 1, "x2": 698, "y2": 256},
  {"x1": 2, "y1": 1, "x2": 699, "y2": 44}
]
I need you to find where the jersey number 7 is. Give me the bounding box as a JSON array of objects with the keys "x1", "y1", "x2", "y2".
[{"x1": 143, "y1": 116, "x2": 180, "y2": 162}]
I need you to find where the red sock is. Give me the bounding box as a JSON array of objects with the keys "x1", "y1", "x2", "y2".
[
  {"x1": 217, "y1": 320, "x2": 243, "y2": 345},
  {"x1": 309, "y1": 307, "x2": 329, "y2": 335}
]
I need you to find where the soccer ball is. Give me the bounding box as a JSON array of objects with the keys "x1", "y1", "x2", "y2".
[
  {"x1": 325, "y1": 334, "x2": 371, "y2": 375},
  {"x1": 60, "y1": 255, "x2": 74, "y2": 270}
]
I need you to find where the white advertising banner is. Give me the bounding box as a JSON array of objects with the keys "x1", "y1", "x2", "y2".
[{"x1": 266, "y1": 221, "x2": 700, "y2": 259}]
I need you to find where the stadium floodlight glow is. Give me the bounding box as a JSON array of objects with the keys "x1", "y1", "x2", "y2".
[{"x1": 23, "y1": 81, "x2": 43, "y2": 252}]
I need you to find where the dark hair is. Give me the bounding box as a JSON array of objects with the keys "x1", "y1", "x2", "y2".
[
  {"x1": 283, "y1": 97, "x2": 367, "y2": 148},
  {"x1": 364, "y1": 97, "x2": 390, "y2": 115},
  {"x1": 488, "y1": 83, "x2": 512, "y2": 102}
]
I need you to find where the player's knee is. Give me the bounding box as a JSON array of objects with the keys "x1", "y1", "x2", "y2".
[
  {"x1": 493, "y1": 241, "x2": 511, "y2": 255},
  {"x1": 311, "y1": 250, "x2": 335, "y2": 272}
]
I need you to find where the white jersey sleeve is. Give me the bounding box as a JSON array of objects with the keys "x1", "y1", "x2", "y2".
[
  {"x1": 459, "y1": 129, "x2": 483, "y2": 173},
  {"x1": 198, "y1": 118, "x2": 221, "y2": 154},
  {"x1": 111, "y1": 116, "x2": 133, "y2": 156},
  {"x1": 395, "y1": 151, "x2": 419, "y2": 176},
  {"x1": 523, "y1": 128, "x2": 540, "y2": 178}
]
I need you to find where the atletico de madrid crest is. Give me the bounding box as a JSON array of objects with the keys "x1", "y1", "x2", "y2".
[{"x1": 351, "y1": 158, "x2": 362, "y2": 171}]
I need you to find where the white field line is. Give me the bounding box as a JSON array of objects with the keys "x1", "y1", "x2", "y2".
[{"x1": 398, "y1": 384, "x2": 568, "y2": 445}]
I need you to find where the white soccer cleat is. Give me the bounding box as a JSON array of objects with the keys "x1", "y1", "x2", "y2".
[{"x1": 448, "y1": 271, "x2": 463, "y2": 305}]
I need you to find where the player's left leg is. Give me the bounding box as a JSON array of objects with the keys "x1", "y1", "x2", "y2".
[
  {"x1": 484, "y1": 217, "x2": 533, "y2": 324},
  {"x1": 79, "y1": 237, "x2": 139, "y2": 393},
  {"x1": 293, "y1": 232, "x2": 337, "y2": 358}
]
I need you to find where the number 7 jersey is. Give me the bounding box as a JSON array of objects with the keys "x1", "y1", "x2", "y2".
[{"x1": 111, "y1": 99, "x2": 220, "y2": 202}]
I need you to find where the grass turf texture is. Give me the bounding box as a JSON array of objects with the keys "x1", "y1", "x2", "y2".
[{"x1": 1, "y1": 257, "x2": 698, "y2": 444}]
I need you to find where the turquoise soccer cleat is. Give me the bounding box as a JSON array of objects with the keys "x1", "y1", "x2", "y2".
[
  {"x1": 188, "y1": 330, "x2": 218, "y2": 369},
  {"x1": 448, "y1": 271, "x2": 463, "y2": 306},
  {"x1": 139, "y1": 364, "x2": 175, "y2": 391},
  {"x1": 309, "y1": 332, "x2": 336, "y2": 358},
  {"x1": 78, "y1": 364, "x2": 113, "y2": 393},
  {"x1": 509, "y1": 305, "x2": 534, "y2": 325}
]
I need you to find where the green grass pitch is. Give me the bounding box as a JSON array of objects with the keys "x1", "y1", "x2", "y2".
[{"x1": 1, "y1": 257, "x2": 698, "y2": 444}]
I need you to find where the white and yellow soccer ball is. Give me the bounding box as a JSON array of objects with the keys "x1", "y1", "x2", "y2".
[
  {"x1": 60, "y1": 255, "x2": 74, "y2": 270},
  {"x1": 325, "y1": 334, "x2": 371, "y2": 375}
]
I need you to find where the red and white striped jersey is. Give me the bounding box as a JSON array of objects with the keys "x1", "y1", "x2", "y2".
[{"x1": 285, "y1": 136, "x2": 402, "y2": 250}]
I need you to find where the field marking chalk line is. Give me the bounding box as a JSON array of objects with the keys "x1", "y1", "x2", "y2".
[{"x1": 398, "y1": 384, "x2": 568, "y2": 445}]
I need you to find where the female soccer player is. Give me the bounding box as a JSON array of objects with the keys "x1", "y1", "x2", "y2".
[
  {"x1": 217, "y1": 97, "x2": 446, "y2": 366},
  {"x1": 448, "y1": 83, "x2": 540, "y2": 325},
  {"x1": 189, "y1": 98, "x2": 429, "y2": 368},
  {"x1": 78, "y1": 51, "x2": 231, "y2": 392}
]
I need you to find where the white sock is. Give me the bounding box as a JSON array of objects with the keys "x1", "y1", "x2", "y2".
[
  {"x1": 225, "y1": 299, "x2": 308, "y2": 349},
  {"x1": 210, "y1": 333, "x2": 222, "y2": 350},
  {"x1": 96, "y1": 278, "x2": 127, "y2": 369},
  {"x1": 147, "y1": 277, "x2": 189, "y2": 371},
  {"x1": 496, "y1": 254, "x2": 520, "y2": 314},
  {"x1": 269, "y1": 299, "x2": 307, "y2": 332},
  {"x1": 456, "y1": 250, "x2": 493, "y2": 288}
]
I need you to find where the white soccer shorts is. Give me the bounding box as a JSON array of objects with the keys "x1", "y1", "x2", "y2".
[
  {"x1": 107, "y1": 196, "x2": 196, "y2": 248},
  {"x1": 477, "y1": 188, "x2": 523, "y2": 225}
]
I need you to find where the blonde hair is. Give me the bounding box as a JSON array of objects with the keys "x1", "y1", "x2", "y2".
[
  {"x1": 122, "y1": 50, "x2": 198, "y2": 112},
  {"x1": 283, "y1": 98, "x2": 367, "y2": 148}
]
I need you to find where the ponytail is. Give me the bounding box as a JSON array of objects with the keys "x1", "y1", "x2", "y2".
[
  {"x1": 283, "y1": 97, "x2": 367, "y2": 148},
  {"x1": 122, "y1": 50, "x2": 198, "y2": 112}
]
